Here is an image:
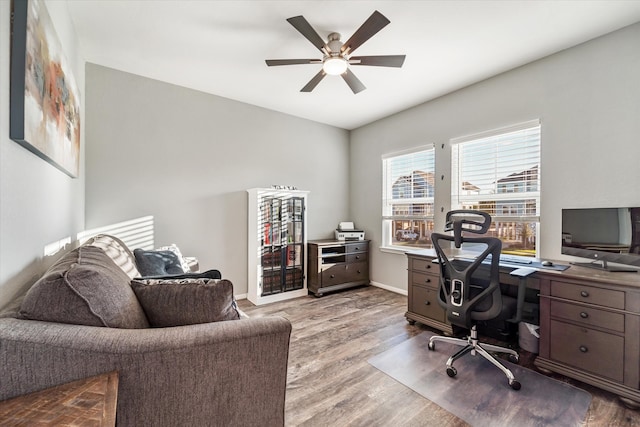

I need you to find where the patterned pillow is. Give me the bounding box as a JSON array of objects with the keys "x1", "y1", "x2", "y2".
[
  {"x1": 134, "y1": 249, "x2": 184, "y2": 276},
  {"x1": 131, "y1": 278, "x2": 240, "y2": 327},
  {"x1": 19, "y1": 246, "x2": 149, "y2": 328},
  {"x1": 156, "y1": 244, "x2": 192, "y2": 273}
]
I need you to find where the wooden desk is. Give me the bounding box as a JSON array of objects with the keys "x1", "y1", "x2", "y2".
[
  {"x1": 405, "y1": 249, "x2": 640, "y2": 406},
  {"x1": 0, "y1": 371, "x2": 118, "y2": 426}
]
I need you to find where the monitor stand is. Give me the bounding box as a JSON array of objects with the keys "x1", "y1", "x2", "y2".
[{"x1": 571, "y1": 260, "x2": 638, "y2": 273}]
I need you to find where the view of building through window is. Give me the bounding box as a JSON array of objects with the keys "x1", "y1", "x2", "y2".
[{"x1": 382, "y1": 121, "x2": 540, "y2": 253}]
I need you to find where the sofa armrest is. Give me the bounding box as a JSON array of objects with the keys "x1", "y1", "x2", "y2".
[{"x1": 0, "y1": 316, "x2": 291, "y2": 427}]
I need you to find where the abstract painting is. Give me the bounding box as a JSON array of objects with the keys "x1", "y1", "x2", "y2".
[{"x1": 10, "y1": 0, "x2": 81, "y2": 178}]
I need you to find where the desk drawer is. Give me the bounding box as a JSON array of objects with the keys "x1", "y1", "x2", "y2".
[
  {"x1": 410, "y1": 285, "x2": 445, "y2": 323},
  {"x1": 551, "y1": 300, "x2": 624, "y2": 333},
  {"x1": 551, "y1": 281, "x2": 624, "y2": 310},
  {"x1": 411, "y1": 271, "x2": 439, "y2": 290},
  {"x1": 410, "y1": 258, "x2": 439, "y2": 274},
  {"x1": 549, "y1": 320, "x2": 624, "y2": 382}
]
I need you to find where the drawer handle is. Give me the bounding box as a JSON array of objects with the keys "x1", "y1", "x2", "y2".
[
  {"x1": 426, "y1": 265, "x2": 431, "y2": 269},
  {"x1": 580, "y1": 312, "x2": 589, "y2": 319},
  {"x1": 330, "y1": 274, "x2": 335, "y2": 278},
  {"x1": 357, "y1": 270, "x2": 361, "y2": 274},
  {"x1": 580, "y1": 291, "x2": 589, "y2": 298},
  {"x1": 355, "y1": 247, "x2": 360, "y2": 251},
  {"x1": 425, "y1": 278, "x2": 431, "y2": 283},
  {"x1": 355, "y1": 255, "x2": 360, "y2": 259},
  {"x1": 579, "y1": 346, "x2": 588, "y2": 353},
  {"x1": 424, "y1": 300, "x2": 431, "y2": 306}
]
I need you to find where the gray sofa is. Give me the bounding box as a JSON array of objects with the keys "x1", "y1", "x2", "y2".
[{"x1": 0, "y1": 235, "x2": 291, "y2": 426}]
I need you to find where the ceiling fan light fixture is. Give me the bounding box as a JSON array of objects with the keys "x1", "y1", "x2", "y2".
[{"x1": 323, "y1": 56, "x2": 348, "y2": 75}]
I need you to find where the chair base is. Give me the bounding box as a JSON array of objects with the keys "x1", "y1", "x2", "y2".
[{"x1": 428, "y1": 325, "x2": 522, "y2": 390}]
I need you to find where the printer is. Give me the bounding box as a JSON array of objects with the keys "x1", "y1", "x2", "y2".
[{"x1": 334, "y1": 222, "x2": 365, "y2": 241}]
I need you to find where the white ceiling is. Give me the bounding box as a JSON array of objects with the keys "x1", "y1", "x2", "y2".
[{"x1": 66, "y1": 1, "x2": 640, "y2": 130}]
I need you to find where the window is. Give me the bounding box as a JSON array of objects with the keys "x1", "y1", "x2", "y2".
[
  {"x1": 451, "y1": 120, "x2": 541, "y2": 256},
  {"x1": 382, "y1": 146, "x2": 435, "y2": 249}
]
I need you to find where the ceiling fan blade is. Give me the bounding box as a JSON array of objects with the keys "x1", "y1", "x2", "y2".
[
  {"x1": 287, "y1": 16, "x2": 326, "y2": 53},
  {"x1": 301, "y1": 70, "x2": 327, "y2": 92},
  {"x1": 266, "y1": 59, "x2": 321, "y2": 66},
  {"x1": 350, "y1": 55, "x2": 406, "y2": 68},
  {"x1": 340, "y1": 10, "x2": 390, "y2": 55},
  {"x1": 342, "y1": 69, "x2": 366, "y2": 94}
]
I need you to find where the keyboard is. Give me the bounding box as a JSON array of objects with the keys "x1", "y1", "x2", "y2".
[{"x1": 500, "y1": 255, "x2": 533, "y2": 265}]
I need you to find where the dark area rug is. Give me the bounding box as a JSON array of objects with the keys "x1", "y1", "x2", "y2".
[{"x1": 368, "y1": 331, "x2": 592, "y2": 427}]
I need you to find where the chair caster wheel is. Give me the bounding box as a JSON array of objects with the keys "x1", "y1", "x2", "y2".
[
  {"x1": 428, "y1": 342, "x2": 435, "y2": 351},
  {"x1": 508, "y1": 354, "x2": 519, "y2": 364},
  {"x1": 446, "y1": 367, "x2": 457, "y2": 378},
  {"x1": 509, "y1": 379, "x2": 521, "y2": 390}
]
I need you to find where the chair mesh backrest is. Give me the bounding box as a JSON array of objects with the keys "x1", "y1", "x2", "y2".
[{"x1": 431, "y1": 212, "x2": 503, "y2": 329}]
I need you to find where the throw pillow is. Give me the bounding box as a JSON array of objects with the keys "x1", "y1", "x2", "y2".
[
  {"x1": 84, "y1": 234, "x2": 140, "y2": 279},
  {"x1": 19, "y1": 245, "x2": 150, "y2": 328},
  {"x1": 134, "y1": 249, "x2": 185, "y2": 276},
  {"x1": 131, "y1": 278, "x2": 240, "y2": 327},
  {"x1": 156, "y1": 243, "x2": 192, "y2": 273}
]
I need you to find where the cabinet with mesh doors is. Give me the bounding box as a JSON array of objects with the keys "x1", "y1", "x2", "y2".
[{"x1": 247, "y1": 188, "x2": 308, "y2": 305}]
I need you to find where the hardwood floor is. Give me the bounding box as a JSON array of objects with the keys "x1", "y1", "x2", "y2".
[{"x1": 238, "y1": 286, "x2": 640, "y2": 427}]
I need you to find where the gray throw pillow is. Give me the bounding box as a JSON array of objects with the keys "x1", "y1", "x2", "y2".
[
  {"x1": 19, "y1": 246, "x2": 150, "y2": 328},
  {"x1": 134, "y1": 249, "x2": 185, "y2": 276},
  {"x1": 131, "y1": 278, "x2": 240, "y2": 327}
]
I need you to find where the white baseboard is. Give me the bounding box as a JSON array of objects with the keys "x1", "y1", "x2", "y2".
[
  {"x1": 236, "y1": 284, "x2": 406, "y2": 301},
  {"x1": 370, "y1": 281, "x2": 407, "y2": 296}
]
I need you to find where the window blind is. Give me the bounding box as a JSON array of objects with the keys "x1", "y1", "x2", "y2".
[
  {"x1": 382, "y1": 146, "x2": 435, "y2": 220},
  {"x1": 451, "y1": 121, "x2": 541, "y2": 221}
]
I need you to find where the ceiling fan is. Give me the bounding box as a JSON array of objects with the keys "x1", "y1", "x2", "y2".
[{"x1": 265, "y1": 10, "x2": 406, "y2": 94}]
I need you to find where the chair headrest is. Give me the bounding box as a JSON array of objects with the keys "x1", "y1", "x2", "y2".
[{"x1": 444, "y1": 210, "x2": 492, "y2": 247}]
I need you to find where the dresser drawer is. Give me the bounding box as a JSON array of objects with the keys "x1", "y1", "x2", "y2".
[
  {"x1": 550, "y1": 300, "x2": 625, "y2": 332},
  {"x1": 410, "y1": 285, "x2": 446, "y2": 323},
  {"x1": 321, "y1": 261, "x2": 369, "y2": 286},
  {"x1": 346, "y1": 252, "x2": 368, "y2": 263},
  {"x1": 551, "y1": 281, "x2": 625, "y2": 310},
  {"x1": 346, "y1": 242, "x2": 368, "y2": 253},
  {"x1": 410, "y1": 258, "x2": 439, "y2": 274},
  {"x1": 549, "y1": 320, "x2": 624, "y2": 382}
]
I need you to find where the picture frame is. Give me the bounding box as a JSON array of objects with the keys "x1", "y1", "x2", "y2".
[{"x1": 10, "y1": 0, "x2": 81, "y2": 178}]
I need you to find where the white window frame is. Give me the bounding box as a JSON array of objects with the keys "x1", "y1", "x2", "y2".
[
  {"x1": 450, "y1": 120, "x2": 541, "y2": 256},
  {"x1": 381, "y1": 145, "x2": 436, "y2": 251}
]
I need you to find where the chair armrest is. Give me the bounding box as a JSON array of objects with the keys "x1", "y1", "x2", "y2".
[{"x1": 0, "y1": 316, "x2": 291, "y2": 426}]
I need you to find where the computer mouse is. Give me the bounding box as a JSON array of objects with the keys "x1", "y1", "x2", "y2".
[{"x1": 541, "y1": 260, "x2": 553, "y2": 267}]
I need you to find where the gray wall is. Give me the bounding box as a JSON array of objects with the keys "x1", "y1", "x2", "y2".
[
  {"x1": 350, "y1": 22, "x2": 640, "y2": 294},
  {"x1": 85, "y1": 64, "x2": 350, "y2": 295},
  {"x1": 0, "y1": 1, "x2": 85, "y2": 308}
]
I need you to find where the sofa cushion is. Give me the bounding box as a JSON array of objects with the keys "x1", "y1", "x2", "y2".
[
  {"x1": 134, "y1": 249, "x2": 184, "y2": 276},
  {"x1": 19, "y1": 246, "x2": 149, "y2": 328},
  {"x1": 85, "y1": 234, "x2": 140, "y2": 279},
  {"x1": 131, "y1": 278, "x2": 240, "y2": 327}
]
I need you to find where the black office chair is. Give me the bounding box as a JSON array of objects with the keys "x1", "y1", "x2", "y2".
[{"x1": 428, "y1": 210, "x2": 521, "y2": 390}]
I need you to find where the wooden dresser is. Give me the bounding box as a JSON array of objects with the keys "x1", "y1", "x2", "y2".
[{"x1": 308, "y1": 240, "x2": 369, "y2": 297}]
